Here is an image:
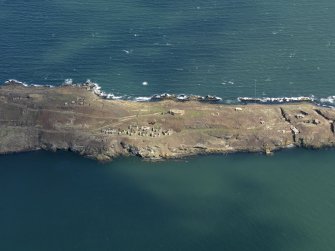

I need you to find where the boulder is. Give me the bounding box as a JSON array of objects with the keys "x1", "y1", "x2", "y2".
[{"x1": 169, "y1": 109, "x2": 185, "y2": 116}]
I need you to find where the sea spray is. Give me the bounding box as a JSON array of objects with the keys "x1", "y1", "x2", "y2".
[{"x1": 2, "y1": 79, "x2": 334, "y2": 107}]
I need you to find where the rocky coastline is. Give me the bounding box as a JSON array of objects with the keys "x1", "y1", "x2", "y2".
[{"x1": 1, "y1": 80, "x2": 335, "y2": 162}]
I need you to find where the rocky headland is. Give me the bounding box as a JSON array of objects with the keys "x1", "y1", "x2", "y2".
[{"x1": 1, "y1": 80, "x2": 335, "y2": 161}]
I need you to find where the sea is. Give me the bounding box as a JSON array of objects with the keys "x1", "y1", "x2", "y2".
[{"x1": 1, "y1": 1, "x2": 335, "y2": 250}]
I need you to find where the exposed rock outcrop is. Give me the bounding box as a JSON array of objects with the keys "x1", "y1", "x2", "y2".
[{"x1": 1, "y1": 82, "x2": 335, "y2": 161}]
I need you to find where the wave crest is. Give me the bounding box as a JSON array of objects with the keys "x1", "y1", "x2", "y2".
[{"x1": 3, "y1": 79, "x2": 335, "y2": 107}]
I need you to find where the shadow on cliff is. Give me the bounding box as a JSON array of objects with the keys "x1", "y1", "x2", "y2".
[{"x1": 0, "y1": 151, "x2": 304, "y2": 251}]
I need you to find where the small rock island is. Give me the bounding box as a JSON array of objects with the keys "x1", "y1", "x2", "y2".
[{"x1": 1, "y1": 80, "x2": 335, "y2": 161}]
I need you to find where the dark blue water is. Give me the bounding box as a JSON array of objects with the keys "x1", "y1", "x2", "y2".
[
  {"x1": 1, "y1": 0, "x2": 335, "y2": 99},
  {"x1": 1, "y1": 1, "x2": 335, "y2": 250}
]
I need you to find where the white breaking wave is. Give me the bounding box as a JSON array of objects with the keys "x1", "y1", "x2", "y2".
[
  {"x1": 106, "y1": 94, "x2": 123, "y2": 100},
  {"x1": 64, "y1": 79, "x2": 73, "y2": 85},
  {"x1": 2, "y1": 79, "x2": 335, "y2": 107},
  {"x1": 135, "y1": 96, "x2": 152, "y2": 102},
  {"x1": 5, "y1": 79, "x2": 29, "y2": 87},
  {"x1": 238, "y1": 96, "x2": 315, "y2": 103},
  {"x1": 320, "y1": 96, "x2": 335, "y2": 104}
]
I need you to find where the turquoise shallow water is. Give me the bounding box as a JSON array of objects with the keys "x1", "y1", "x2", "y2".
[{"x1": 1, "y1": 1, "x2": 335, "y2": 250}]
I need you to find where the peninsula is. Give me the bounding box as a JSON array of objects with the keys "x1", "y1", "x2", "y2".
[{"x1": 1, "y1": 80, "x2": 335, "y2": 161}]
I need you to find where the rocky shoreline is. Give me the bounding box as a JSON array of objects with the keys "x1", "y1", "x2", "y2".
[{"x1": 1, "y1": 81, "x2": 335, "y2": 162}]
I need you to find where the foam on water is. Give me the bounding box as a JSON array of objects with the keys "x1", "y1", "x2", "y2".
[
  {"x1": 64, "y1": 79, "x2": 73, "y2": 85},
  {"x1": 320, "y1": 96, "x2": 335, "y2": 104},
  {"x1": 2, "y1": 79, "x2": 335, "y2": 107},
  {"x1": 238, "y1": 96, "x2": 315, "y2": 103},
  {"x1": 5, "y1": 79, "x2": 29, "y2": 87},
  {"x1": 135, "y1": 96, "x2": 152, "y2": 102}
]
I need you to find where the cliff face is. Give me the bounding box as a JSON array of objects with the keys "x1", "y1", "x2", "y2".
[{"x1": 1, "y1": 82, "x2": 335, "y2": 161}]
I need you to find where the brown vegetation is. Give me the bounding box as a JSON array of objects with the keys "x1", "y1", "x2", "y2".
[{"x1": 1, "y1": 83, "x2": 335, "y2": 161}]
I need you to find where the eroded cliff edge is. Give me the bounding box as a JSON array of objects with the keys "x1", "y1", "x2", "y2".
[{"x1": 1, "y1": 82, "x2": 335, "y2": 161}]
